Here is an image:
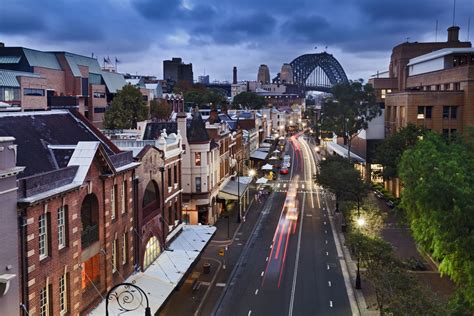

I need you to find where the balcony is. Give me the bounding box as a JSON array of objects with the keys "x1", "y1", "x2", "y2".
[{"x1": 81, "y1": 224, "x2": 99, "y2": 248}]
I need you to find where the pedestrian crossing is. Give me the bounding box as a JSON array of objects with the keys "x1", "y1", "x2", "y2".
[{"x1": 263, "y1": 181, "x2": 319, "y2": 194}]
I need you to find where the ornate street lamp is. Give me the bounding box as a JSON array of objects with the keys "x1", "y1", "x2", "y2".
[
  {"x1": 106, "y1": 282, "x2": 151, "y2": 316},
  {"x1": 355, "y1": 215, "x2": 366, "y2": 290}
]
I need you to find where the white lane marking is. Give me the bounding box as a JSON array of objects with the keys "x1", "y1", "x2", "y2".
[
  {"x1": 325, "y1": 240, "x2": 328, "y2": 244},
  {"x1": 326, "y1": 251, "x2": 329, "y2": 256},
  {"x1": 215, "y1": 283, "x2": 226, "y2": 287},
  {"x1": 306, "y1": 214, "x2": 313, "y2": 217},
  {"x1": 327, "y1": 264, "x2": 330, "y2": 270},
  {"x1": 302, "y1": 184, "x2": 305, "y2": 189},
  {"x1": 266, "y1": 256, "x2": 269, "y2": 262},
  {"x1": 288, "y1": 192, "x2": 306, "y2": 316},
  {"x1": 235, "y1": 238, "x2": 240, "y2": 241},
  {"x1": 283, "y1": 183, "x2": 287, "y2": 188},
  {"x1": 261, "y1": 271, "x2": 264, "y2": 277},
  {"x1": 328, "y1": 281, "x2": 332, "y2": 287},
  {"x1": 270, "y1": 244, "x2": 272, "y2": 249},
  {"x1": 330, "y1": 301, "x2": 333, "y2": 308},
  {"x1": 255, "y1": 289, "x2": 259, "y2": 295},
  {"x1": 324, "y1": 221, "x2": 327, "y2": 225},
  {"x1": 248, "y1": 310, "x2": 252, "y2": 316},
  {"x1": 277, "y1": 183, "x2": 281, "y2": 188},
  {"x1": 325, "y1": 230, "x2": 328, "y2": 234}
]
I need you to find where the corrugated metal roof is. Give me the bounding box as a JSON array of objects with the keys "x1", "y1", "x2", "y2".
[
  {"x1": 22, "y1": 48, "x2": 61, "y2": 70},
  {"x1": 407, "y1": 47, "x2": 474, "y2": 66},
  {"x1": 64, "y1": 53, "x2": 102, "y2": 77},
  {"x1": 0, "y1": 56, "x2": 21, "y2": 64},
  {"x1": 101, "y1": 71, "x2": 126, "y2": 93},
  {"x1": 0, "y1": 69, "x2": 42, "y2": 87}
]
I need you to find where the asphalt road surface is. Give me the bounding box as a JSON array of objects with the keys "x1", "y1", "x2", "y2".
[{"x1": 215, "y1": 135, "x2": 352, "y2": 316}]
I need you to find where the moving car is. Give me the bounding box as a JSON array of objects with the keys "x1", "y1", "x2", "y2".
[
  {"x1": 286, "y1": 207, "x2": 298, "y2": 221},
  {"x1": 280, "y1": 167, "x2": 289, "y2": 174}
]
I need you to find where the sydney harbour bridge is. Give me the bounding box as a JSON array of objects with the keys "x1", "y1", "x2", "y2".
[{"x1": 205, "y1": 52, "x2": 348, "y2": 96}]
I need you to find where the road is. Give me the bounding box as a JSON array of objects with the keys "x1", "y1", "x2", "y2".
[{"x1": 215, "y1": 135, "x2": 353, "y2": 316}]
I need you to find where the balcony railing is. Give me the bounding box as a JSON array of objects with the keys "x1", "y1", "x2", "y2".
[{"x1": 81, "y1": 224, "x2": 99, "y2": 248}]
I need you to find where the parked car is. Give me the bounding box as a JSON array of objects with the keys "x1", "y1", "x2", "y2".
[{"x1": 280, "y1": 167, "x2": 289, "y2": 175}]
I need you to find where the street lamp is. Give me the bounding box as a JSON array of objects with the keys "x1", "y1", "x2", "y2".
[
  {"x1": 248, "y1": 169, "x2": 256, "y2": 177},
  {"x1": 355, "y1": 215, "x2": 366, "y2": 290}
]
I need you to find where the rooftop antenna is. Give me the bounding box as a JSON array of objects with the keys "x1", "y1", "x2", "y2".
[
  {"x1": 452, "y1": 0, "x2": 456, "y2": 26},
  {"x1": 435, "y1": 19, "x2": 438, "y2": 41},
  {"x1": 468, "y1": 17, "x2": 471, "y2": 41}
]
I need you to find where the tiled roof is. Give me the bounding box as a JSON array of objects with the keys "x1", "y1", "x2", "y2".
[
  {"x1": 0, "y1": 56, "x2": 21, "y2": 64},
  {"x1": 0, "y1": 110, "x2": 115, "y2": 178},
  {"x1": 23, "y1": 48, "x2": 61, "y2": 70},
  {"x1": 188, "y1": 111, "x2": 210, "y2": 143},
  {"x1": 0, "y1": 69, "x2": 42, "y2": 87}
]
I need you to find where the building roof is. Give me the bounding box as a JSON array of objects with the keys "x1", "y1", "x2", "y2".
[
  {"x1": 0, "y1": 69, "x2": 42, "y2": 87},
  {"x1": 23, "y1": 48, "x2": 62, "y2": 70},
  {"x1": 0, "y1": 110, "x2": 117, "y2": 178},
  {"x1": 143, "y1": 122, "x2": 178, "y2": 140},
  {"x1": 62, "y1": 52, "x2": 103, "y2": 76},
  {"x1": 407, "y1": 47, "x2": 474, "y2": 66},
  {"x1": 187, "y1": 111, "x2": 210, "y2": 143},
  {"x1": 0, "y1": 56, "x2": 21, "y2": 64},
  {"x1": 101, "y1": 71, "x2": 126, "y2": 93}
]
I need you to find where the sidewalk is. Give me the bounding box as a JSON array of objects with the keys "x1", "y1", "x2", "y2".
[{"x1": 159, "y1": 185, "x2": 269, "y2": 316}]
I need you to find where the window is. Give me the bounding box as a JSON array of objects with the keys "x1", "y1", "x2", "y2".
[
  {"x1": 58, "y1": 205, "x2": 67, "y2": 249},
  {"x1": 417, "y1": 106, "x2": 432, "y2": 119},
  {"x1": 0, "y1": 87, "x2": 20, "y2": 101},
  {"x1": 443, "y1": 129, "x2": 449, "y2": 138},
  {"x1": 195, "y1": 152, "x2": 201, "y2": 166},
  {"x1": 112, "y1": 238, "x2": 117, "y2": 273},
  {"x1": 81, "y1": 254, "x2": 100, "y2": 289},
  {"x1": 451, "y1": 106, "x2": 458, "y2": 119},
  {"x1": 40, "y1": 285, "x2": 49, "y2": 316},
  {"x1": 381, "y1": 89, "x2": 387, "y2": 99},
  {"x1": 121, "y1": 180, "x2": 127, "y2": 214},
  {"x1": 425, "y1": 106, "x2": 432, "y2": 119},
  {"x1": 93, "y1": 91, "x2": 105, "y2": 98},
  {"x1": 174, "y1": 164, "x2": 178, "y2": 184},
  {"x1": 196, "y1": 177, "x2": 201, "y2": 192},
  {"x1": 59, "y1": 273, "x2": 68, "y2": 314},
  {"x1": 444, "y1": 83, "x2": 450, "y2": 91},
  {"x1": 111, "y1": 184, "x2": 117, "y2": 219},
  {"x1": 454, "y1": 82, "x2": 461, "y2": 90},
  {"x1": 174, "y1": 201, "x2": 179, "y2": 223},
  {"x1": 168, "y1": 167, "x2": 172, "y2": 187},
  {"x1": 39, "y1": 213, "x2": 48, "y2": 259},
  {"x1": 24, "y1": 88, "x2": 45, "y2": 96},
  {"x1": 443, "y1": 106, "x2": 450, "y2": 119},
  {"x1": 168, "y1": 206, "x2": 173, "y2": 224},
  {"x1": 122, "y1": 233, "x2": 127, "y2": 265}
]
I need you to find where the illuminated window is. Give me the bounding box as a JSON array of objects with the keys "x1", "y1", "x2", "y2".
[
  {"x1": 195, "y1": 152, "x2": 201, "y2": 166},
  {"x1": 81, "y1": 255, "x2": 100, "y2": 290}
]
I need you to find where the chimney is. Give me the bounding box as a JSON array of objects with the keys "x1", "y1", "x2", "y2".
[
  {"x1": 447, "y1": 26, "x2": 460, "y2": 42},
  {"x1": 233, "y1": 66, "x2": 237, "y2": 84}
]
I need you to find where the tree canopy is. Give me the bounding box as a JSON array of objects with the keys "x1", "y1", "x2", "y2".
[
  {"x1": 104, "y1": 84, "x2": 148, "y2": 129},
  {"x1": 399, "y1": 132, "x2": 474, "y2": 311},
  {"x1": 150, "y1": 98, "x2": 172, "y2": 121},
  {"x1": 174, "y1": 81, "x2": 227, "y2": 107},
  {"x1": 321, "y1": 81, "x2": 380, "y2": 159},
  {"x1": 232, "y1": 92, "x2": 266, "y2": 110},
  {"x1": 375, "y1": 123, "x2": 424, "y2": 179},
  {"x1": 316, "y1": 155, "x2": 367, "y2": 211}
]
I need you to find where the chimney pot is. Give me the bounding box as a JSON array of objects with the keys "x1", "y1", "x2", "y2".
[{"x1": 447, "y1": 26, "x2": 460, "y2": 42}]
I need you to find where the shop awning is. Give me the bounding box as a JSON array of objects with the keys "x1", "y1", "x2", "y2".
[
  {"x1": 250, "y1": 149, "x2": 268, "y2": 160},
  {"x1": 218, "y1": 179, "x2": 250, "y2": 200},
  {"x1": 326, "y1": 141, "x2": 366, "y2": 163},
  {"x1": 256, "y1": 177, "x2": 268, "y2": 184},
  {"x1": 261, "y1": 163, "x2": 273, "y2": 170}
]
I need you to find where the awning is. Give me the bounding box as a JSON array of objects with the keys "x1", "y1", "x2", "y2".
[
  {"x1": 326, "y1": 141, "x2": 366, "y2": 163},
  {"x1": 89, "y1": 225, "x2": 216, "y2": 315},
  {"x1": 273, "y1": 149, "x2": 280, "y2": 153},
  {"x1": 256, "y1": 177, "x2": 268, "y2": 184},
  {"x1": 261, "y1": 164, "x2": 273, "y2": 170},
  {"x1": 250, "y1": 149, "x2": 268, "y2": 160},
  {"x1": 218, "y1": 179, "x2": 250, "y2": 200}
]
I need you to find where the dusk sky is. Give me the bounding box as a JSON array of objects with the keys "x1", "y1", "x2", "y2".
[{"x1": 1, "y1": 0, "x2": 473, "y2": 82}]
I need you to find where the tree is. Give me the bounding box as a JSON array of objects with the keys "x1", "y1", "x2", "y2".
[
  {"x1": 174, "y1": 81, "x2": 227, "y2": 107},
  {"x1": 150, "y1": 99, "x2": 172, "y2": 121},
  {"x1": 399, "y1": 132, "x2": 474, "y2": 311},
  {"x1": 316, "y1": 155, "x2": 367, "y2": 212},
  {"x1": 321, "y1": 81, "x2": 380, "y2": 159},
  {"x1": 104, "y1": 85, "x2": 148, "y2": 129},
  {"x1": 232, "y1": 92, "x2": 266, "y2": 110},
  {"x1": 375, "y1": 123, "x2": 424, "y2": 180},
  {"x1": 347, "y1": 200, "x2": 386, "y2": 238}
]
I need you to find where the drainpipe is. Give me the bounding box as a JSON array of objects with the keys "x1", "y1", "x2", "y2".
[
  {"x1": 160, "y1": 166, "x2": 166, "y2": 249},
  {"x1": 19, "y1": 209, "x2": 29, "y2": 316},
  {"x1": 101, "y1": 177, "x2": 108, "y2": 292},
  {"x1": 133, "y1": 173, "x2": 140, "y2": 270}
]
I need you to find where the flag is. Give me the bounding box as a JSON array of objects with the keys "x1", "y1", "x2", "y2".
[
  {"x1": 115, "y1": 57, "x2": 120, "y2": 64},
  {"x1": 103, "y1": 57, "x2": 108, "y2": 64},
  {"x1": 106, "y1": 56, "x2": 112, "y2": 64}
]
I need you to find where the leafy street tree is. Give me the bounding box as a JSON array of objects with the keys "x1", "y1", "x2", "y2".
[
  {"x1": 104, "y1": 84, "x2": 148, "y2": 129},
  {"x1": 150, "y1": 99, "x2": 172, "y2": 121},
  {"x1": 347, "y1": 233, "x2": 448, "y2": 315},
  {"x1": 347, "y1": 200, "x2": 386, "y2": 238},
  {"x1": 321, "y1": 81, "x2": 380, "y2": 159},
  {"x1": 399, "y1": 132, "x2": 474, "y2": 311},
  {"x1": 316, "y1": 155, "x2": 367, "y2": 212},
  {"x1": 374, "y1": 123, "x2": 424, "y2": 180},
  {"x1": 232, "y1": 92, "x2": 266, "y2": 110},
  {"x1": 174, "y1": 81, "x2": 227, "y2": 107}
]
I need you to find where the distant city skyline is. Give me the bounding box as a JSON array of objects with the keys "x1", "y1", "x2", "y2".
[{"x1": 1, "y1": 0, "x2": 473, "y2": 82}]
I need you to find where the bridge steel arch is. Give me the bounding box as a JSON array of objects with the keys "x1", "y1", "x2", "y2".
[{"x1": 289, "y1": 52, "x2": 349, "y2": 92}]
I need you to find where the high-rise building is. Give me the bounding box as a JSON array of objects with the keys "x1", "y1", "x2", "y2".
[
  {"x1": 257, "y1": 64, "x2": 270, "y2": 84},
  {"x1": 163, "y1": 57, "x2": 193, "y2": 84},
  {"x1": 198, "y1": 75, "x2": 210, "y2": 84},
  {"x1": 233, "y1": 66, "x2": 238, "y2": 84},
  {"x1": 280, "y1": 63, "x2": 293, "y2": 83}
]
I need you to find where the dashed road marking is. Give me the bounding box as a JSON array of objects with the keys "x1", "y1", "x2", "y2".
[
  {"x1": 325, "y1": 240, "x2": 328, "y2": 244},
  {"x1": 283, "y1": 183, "x2": 287, "y2": 188},
  {"x1": 325, "y1": 230, "x2": 328, "y2": 234},
  {"x1": 265, "y1": 256, "x2": 269, "y2": 262},
  {"x1": 255, "y1": 289, "x2": 259, "y2": 295},
  {"x1": 327, "y1": 264, "x2": 330, "y2": 270},
  {"x1": 328, "y1": 281, "x2": 332, "y2": 287},
  {"x1": 237, "y1": 243, "x2": 243, "y2": 246},
  {"x1": 215, "y1": 283, "x2": 226, "y2": 287},
  {"x1": 302, "y1": 184, "x2": 305, "y2": 189},
  {"x1": 306, "y1": 214, "x2": 313, "y2": 217},
  {"x1": 324, "y1": 221, "x2": 327, "y2": 225},
  {"x1": 248, "y1": 310, "x2": 252, "y2": 316},
  {"x1": 261, "y1": 271, "x2": 264, "y2": 277},
  {"x1": 329, "y1": 301, "x2": 333, "y2": 308},
  {"x1": 326, "y1": 251, "x2": 329, "y2": 256}
]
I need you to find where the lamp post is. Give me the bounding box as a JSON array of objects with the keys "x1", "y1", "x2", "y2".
[
  {"x1": 106, "y1": 283, "x2": 151, "y2": 316},
  {"x1": 355, "y1": 211, "x2": 365, "y2": 290}
]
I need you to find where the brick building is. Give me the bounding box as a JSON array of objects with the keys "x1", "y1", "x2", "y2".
[
  {"x1": 0, "y1": 110, "x2": 139, "y2": 315},
  {"x1": 112, "y1": 131, "x2": 183, "y2": 271}
]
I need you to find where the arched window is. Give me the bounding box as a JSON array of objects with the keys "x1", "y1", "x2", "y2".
[
  {"x1": 143, "y1": 236, "x2": 161, "y2": 270},
  {"x1": 81, "y1": 194, "x2": 99, "y2": 248},
  {"x1": 143, "y1": 181, "x2": 159, "y2": 208}
]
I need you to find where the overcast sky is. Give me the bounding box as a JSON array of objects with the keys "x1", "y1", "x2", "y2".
[{"x1": 1, "y1": 0, "x2": 473, "y2": 82}]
